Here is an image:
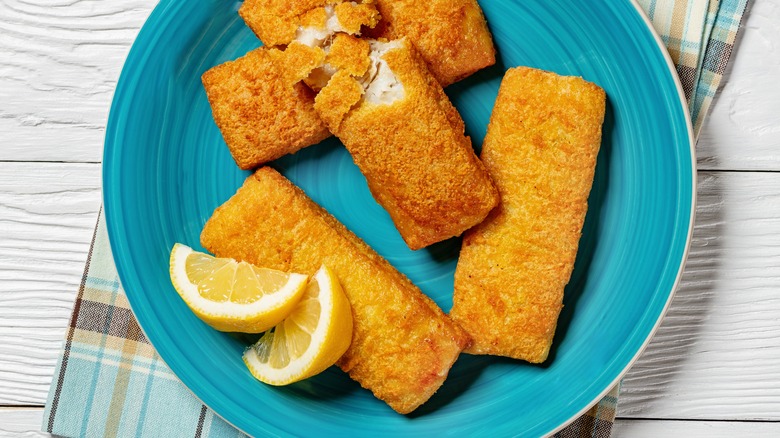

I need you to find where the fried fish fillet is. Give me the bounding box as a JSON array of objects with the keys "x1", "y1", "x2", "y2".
[
  {"x1": 239, "y1": 0, "x2": 380, "y2": 47},
  {"x1": 201, "y1": 45, "x2": 330, "y2": 169},
  {"x1": 205, "y1": 0, "x2": 380, "y2": 168},
  {"x1": 314, "y1": 37, "x2": 499, "y2": 250},
  {"x1": 201, "y1": 167, "x2": 471, "y2": 414},
  {"x1": 450, "y1": 67, "x2": 606, "y2": 363},
  {"x1": 367, "y1": 0, "x2": 495, "y2": 86},
  {"x1": 240, "y1": 0, "x2": 493, "y2": 87}
]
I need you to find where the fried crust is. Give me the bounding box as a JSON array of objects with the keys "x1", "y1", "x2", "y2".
[
  {"x1": 367, "y1": 0, "x2": 495, "y2": 86},
  {"x1": 335, "y1": 1, "x2": 381, "y2": 34},
  {"x1": 327, "y1": 34, "x2": 372, "y2": 77},
  {"x1": 314, "y1": 39, "x2": 499, "y2": 250},
  {"x1": 201, "y1": 46, "x2": 330, "y2": 170},
  {"x1": 450, "y1": 67, "x2": 606, "y2": 363},
  {"x1": 277, "y1": 42, "x2": 328, "y2": 82},
  {"x1": 239, "y1": 0, "x2": 380, "y2": 47},
  {"x1": 313, "y1": 70, "x2": 364, "y2": 130},
  {"x1": 239, "y1": 0, "x2": 331, "y2": 46},
  {"x1": 201, "y1": 168, "x2": 471, "y2": 414}
]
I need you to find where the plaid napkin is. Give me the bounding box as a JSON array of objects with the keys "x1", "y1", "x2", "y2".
[
  {"x1": 43, "y1": 1, "x2": 749, "y2": 436},
  {"x1": 638, "y1": 0, "x2": 749, "y2": 136}
]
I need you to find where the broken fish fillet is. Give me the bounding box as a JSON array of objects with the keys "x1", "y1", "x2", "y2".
[
  {"x1": 201, "y1": 45, "x2": 330, "y2": 169},
  {"x1": 200, "y1": 167, "x2": 471, "y2": 414},
  {"x1": 313, "y1": 37, "x2": 499, "y2": 250},
  {"x1": 204, "y1": 1, "x2": 380, "y2": 168},
  {"x1": 367, "y1": 0, "x2": 496, "y2": 86},
  {"x1": 450, "y1": 67, "x2": 606, "y2": 363},
  {"x1": 240, "y1": 0, "x2": 494, "y2": 87},
  {"x1": 239, "y1": 0, "x2": 380, "y2": 47}
]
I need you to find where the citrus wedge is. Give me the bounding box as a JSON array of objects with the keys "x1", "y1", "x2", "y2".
[
  {"x1": 169, "y1": 243, "x2": 308, "y2": 333},
  {"x1": 243, "y1": 265, "x2": 353, "y2": 385}
]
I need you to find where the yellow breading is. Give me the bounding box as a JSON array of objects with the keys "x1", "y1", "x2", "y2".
[
  {"x1": 201, "y1": 168, "x2": 471, "y2": 414},
  {"x1": 313, "y1": 70, "x2": 364, "y2": 130},
  {"x1": 450, "y1": 67, "x2": 606, "y2": 363},
  {"x1": 334, "y1": 1, "x2": 381, "y2": 34},
  {"x1": 326, "y1": 34, "x2": 372, "y2": 77},
  {"x1": 314, "y1": 39, "x2": 499, "y2": 250},
  {"x1": 239, "y1": 0, "x2": 330, "y2": 47},
  {"x1": 299, "y1": 6, "x2": 329, "y2": 29},
  {"x1": 278, "y1": 42, "x2": 328, "y2": 82},
  {"x1": 367, "y1": 0, "x2": 495, "y2": 86},
  {"x1": 239, "y1": 0, "x2": 380, "y2": 47},
  {"x1": 201, "y1": 46, "x2": 330, "y2": 170}
]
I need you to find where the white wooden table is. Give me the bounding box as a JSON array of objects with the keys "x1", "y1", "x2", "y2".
[{"x1": 1, "y1": 0, "x2": 779, "y2": 436}]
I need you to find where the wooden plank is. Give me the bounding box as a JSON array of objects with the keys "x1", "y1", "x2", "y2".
[
  {"x1": 613, "y1": 419, "x2": 780, "y2": 437},
  {"x1": 619, "y1": 171, "x2": 780, "y2": 420},
  {"x1": 0, "y1": 0, "x2": 156, "y2": 162},
  {"x1": 3, "y1": 407, "x2": 780, "y2": 437},
  {"x1": 697, "y1": 0, "x2": 780, "y2": 171},
  {"x1": 0, "y1": 407, "x2": 48, "y2": 437},
  {"x1": 0, "y1": 163, "x2": 101, "y2": 405}
]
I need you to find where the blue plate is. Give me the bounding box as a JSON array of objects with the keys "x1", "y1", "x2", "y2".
[{"x1": 103, "y1": 0, "x2": 695, "y2": 435}]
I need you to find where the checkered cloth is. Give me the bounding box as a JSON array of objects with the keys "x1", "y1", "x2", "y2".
[
  {"x1": 44, "y1": 212, "x2": 242, "y2": 437},
  {"x1": 638, "y1": 0, "x2": 750, "y2": 136},
  {"x1": 43, "y1": 1, "x2": 749, "y2": 436}
]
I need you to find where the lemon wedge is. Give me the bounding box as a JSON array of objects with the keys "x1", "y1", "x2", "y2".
[
  {"x1": 243, "y1": 265, "x2": 353, "y2": 385},
  {"x1": 169, "y1": 243, "x2": 308, "y2": 333}
]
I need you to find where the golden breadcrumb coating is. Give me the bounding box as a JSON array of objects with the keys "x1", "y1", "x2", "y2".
[
  {"x1": 367, "y1": 0, "x2": 495, "y2": 86},
  {"x1": 450, "y1": 67, "x2": 606, "y2": 363},
  {"x1": 314, "y1": 38, "x2": 499, "y2": 250},
  {"x1": 327, "y1": 34, "x2": 372, "y2": 77},
  {"x1": 334, "y1": 1, "x2": 381, "y2": 34},
  {"x1": 239, "y1": 0, "x2": 330, "y2": 46},
  {"x1": 201, "y1": 168, "x2": 471, "y2": 414},
  {"x1": 299, "y1": 6, "x2": 329, "y2": 29},
  {"x1": 279, "y1": 42, "x2": 328, "y2": 82},
  {"x1": 201, "y1": 46, "x2": 330, "y2": 170},
  {"x1": 313, "y1": 70, "x2": 364, "y2": 130},
  {"x1": 239, "y1": 0, "x2": 380, "y2": 47}
]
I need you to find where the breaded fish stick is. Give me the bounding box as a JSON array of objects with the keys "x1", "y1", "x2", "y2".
[
  {"x1": 450, "y1": 67, "x2": 606, "y2": 363},
  {"x1": 202, "y1": 45, "x2": 330, "y2": 169},
  {"x1": 239, "y1": 0, "x2": 380, "y2": 47},
  {"x1": 240, "y1": 0, "x2": 493, "y2": 87},
  {"x1": 201, "y1": 168, "x2": 470, "y2": 414},
  {"x1": 204, "y1": 1, "x2": 380, "y2": 169},
  {"x1": 314, "y1": 38, "x2": 499, "y2": 250},
  {"x1": 367, "y1": 0, "x2": 495, "y2": 86}
]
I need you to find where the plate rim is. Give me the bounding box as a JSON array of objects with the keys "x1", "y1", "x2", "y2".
[
  {"x1": 543, "y1": 1, "x2": 697, "y2": 434},
  {"x1": 102, "y1": 0, "x2": 698, "y2": 435}
]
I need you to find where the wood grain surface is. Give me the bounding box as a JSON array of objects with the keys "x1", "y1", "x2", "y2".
[
  {"x1": 697, "y1": 0, "x2": 780, "y2": 171},
  {"x1": 0, "y1": 0, "x2": 156, "y2": 163},
  {"x1": 620, "y1": 172, "x2": 780, "y2": 421},
  {"x1": 1, "y1": 0, "x2": 779, "y2": 435},
  {"x1": 0, "y1": 163, "x2": 101, "y2": 405}
]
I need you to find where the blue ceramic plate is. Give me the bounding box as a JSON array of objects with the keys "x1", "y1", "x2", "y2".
[{"x1": 104, "y1": 0, "x2": 695, "y2": 435}]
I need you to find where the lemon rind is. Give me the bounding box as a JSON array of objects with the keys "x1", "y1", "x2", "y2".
[{"x1": 243, "y1": 265, "x2": 349, "y2": 385}]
